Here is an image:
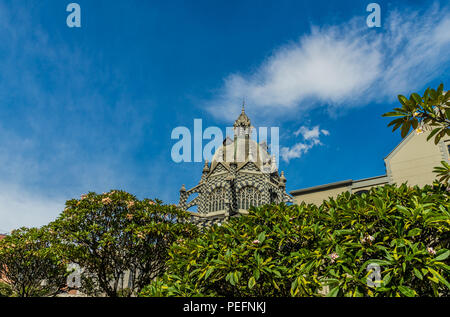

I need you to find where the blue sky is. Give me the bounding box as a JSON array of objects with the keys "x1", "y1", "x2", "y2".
[{"x1": 0, "y1": 0, "x2": 449, "y2": 232}]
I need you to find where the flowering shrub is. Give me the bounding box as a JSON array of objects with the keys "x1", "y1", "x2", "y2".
[
  {"x1": 51, "y1": 190, "x2": 198, "y2": 297},
  {"x1": 382, "y1": 83, "x2": 449, "y2": 143},
  {"x1": 140, "y1": 183, "x2": 449, "y2": 297},
  {"x1": 0, "y1": 227, "x2": 68, "y2": 297}
]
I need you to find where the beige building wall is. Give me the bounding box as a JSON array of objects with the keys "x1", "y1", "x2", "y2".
[
  {"x1": 291, "y1": 131, "x2": 450, "y2": 206},
  {"x1": 292, "y1": 184, "x2": 351, "y2": 206},
  {"x1": 385, "y1": 132, "x2": 450, "y2": 187}
]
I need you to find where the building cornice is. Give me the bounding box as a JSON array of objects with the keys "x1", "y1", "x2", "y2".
[{"x1": 290, "y1": 179, "x2": 353, "y2": 196}]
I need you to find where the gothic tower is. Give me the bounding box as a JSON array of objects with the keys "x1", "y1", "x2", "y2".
[{"x1": 178, "y1": 104, "x2": 292, "y2": 227}]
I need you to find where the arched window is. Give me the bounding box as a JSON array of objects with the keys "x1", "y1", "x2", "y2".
[
  {"x1": 238, "y1": 186, "x2": 262, "y2": 210},
  {"x1": 208, "y1": 187, "x2": 226, "y2": 212}
]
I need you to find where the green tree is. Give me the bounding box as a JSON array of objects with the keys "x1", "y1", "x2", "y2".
[
  {"x1": 51, "y1": 190, "x2": 198, "y2": 297},
  {"x1": 0, "y1": 227, "x2": 68, "y2": 297},
  {"x1": 141, "y1": 184, "x2": 450, "y2": 297},
  {"x1": 382, "y1": 83, "x2": 450, "y2": 183},
  {"x1": 433, "y1": 161, "x2": 450, "y2": 184},
  {"x1": 0, "y1": 282, "x2": 12, "y2": 297},
  {"x1": 316, "y1": 184, "x2": 449, "y2": 297},
  {"x1": 382, "y1": 83, "x2": 449, "y2": 143},
  {"x1": 142, "y1": 203, "x2": 323, "y2": 297}
]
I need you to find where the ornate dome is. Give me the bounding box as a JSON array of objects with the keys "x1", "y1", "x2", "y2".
[
  {"x1": 209, "y1": 105, "x2": 277, "y2": 174},
  {"x1": 178, "y1": 101, "x2": 293, "y2": 226},
  {"x1": 210, "y1": 138, "x2": 275, "y2": 171}
]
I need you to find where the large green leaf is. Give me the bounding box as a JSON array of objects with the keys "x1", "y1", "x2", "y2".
[
  {"x1": 434, "y1": 250, "x2": 450, "y2": 261},
  {"x1": 398, "y1": 286, "x2": 416, "y2": 297},
  {"x1": 248, "y1": 277, "x2": 256, "y2": 289},
  {"x1": 327, "y1": 286, "x2": 340, "y2": 297}
]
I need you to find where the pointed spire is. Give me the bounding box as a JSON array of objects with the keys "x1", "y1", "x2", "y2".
[
  {"x1": 203, "y1": 160, "x2": 210, "y2": 173},
  {"x1": 234, "y1": 99, "x2": 251, "y2": 130},
  {"x1": 180, "y1": 184, "x2": 186, "y2": 192}
]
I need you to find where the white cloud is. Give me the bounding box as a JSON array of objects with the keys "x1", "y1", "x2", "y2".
[
  {"x1": 294, "y1": 126, "x2": 321, "y2": 143},
  {"x1": 208, "y1": 3, "x2": 450, "y2": 121},
  {"x1": 281, "y1": 126, "x2": 329, "y2": 162},
  {"x1": 281, "y1": 143, "x2": 311, "y2": 163}
]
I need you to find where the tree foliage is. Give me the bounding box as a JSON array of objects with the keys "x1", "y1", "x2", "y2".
[
  {"x1": 51, "y1": 190, "x2": 198, "y2": 297},
  {"x1": 382, "y1": 83, "x2": 449, "y2": 143},
  {"x1": 0, "y1": 227, "x2": 68, "y2": 297},
  {"x1": 141, "y1": 184, "x2": 450, "y2": 297},
  {"x1": 433, "y1": 161, "x2": 450, "y2": 185},
  {"x1": 382, "y1": 83, "x2": 450, "y2": 184},
  {"x1": 0, "y1": 282, "x2": 12, "y2": 297}
]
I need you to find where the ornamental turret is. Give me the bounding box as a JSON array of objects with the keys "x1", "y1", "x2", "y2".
[
  {"x1": 233, "y1": 102, "x2": 252, "y2": 138},
  {"x1": 178, "y1": 101, "x2": 293, "y2": 228}
]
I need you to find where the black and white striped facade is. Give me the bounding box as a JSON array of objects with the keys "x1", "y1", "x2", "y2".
[{"x1": 178, "y1": 106, "x2": 293, "y2": 228}]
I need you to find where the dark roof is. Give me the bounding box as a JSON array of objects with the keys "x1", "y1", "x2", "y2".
[
  {"x1": 290, "y1": 174, "x2": 389, "y2": 196},
  {"x1": 290, "y1": 179, "x2": 353, "y2": 196}
]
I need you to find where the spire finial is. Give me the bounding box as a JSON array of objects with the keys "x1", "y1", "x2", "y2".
[
  {"x1": 280, "y1": 171, "x2": 286, "y2": 184},
  {"x1": 203, "y1": 159, "x2": 210, "y2": 173},
  {"x1": 234, "y1": 98, "x2": 251, "y2": 130}
]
